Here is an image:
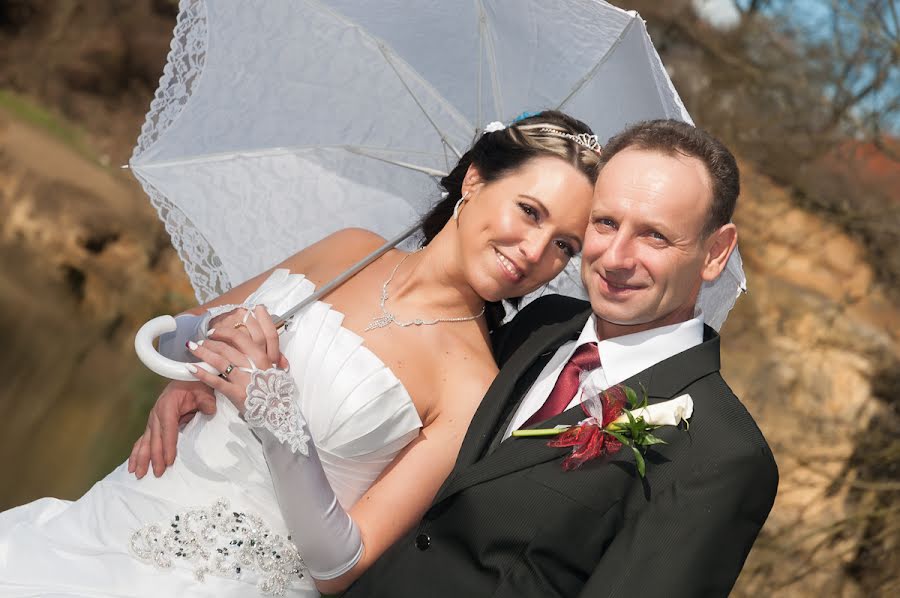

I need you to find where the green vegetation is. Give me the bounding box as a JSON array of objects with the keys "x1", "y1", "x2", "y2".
[
  {"x1": 0, "y1": 88, "x2": 99, "y2": 164},
  {"x1": 89, "y1": 366, "x2": 170, "y2": 485}
]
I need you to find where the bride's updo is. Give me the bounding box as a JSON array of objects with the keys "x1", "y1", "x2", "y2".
[
  {"x1": 420, "y1": 110, "x2": 603, "y2": 330},
  {"x1": 421, "y1": 110, "x2": 602, "y2": 241}
]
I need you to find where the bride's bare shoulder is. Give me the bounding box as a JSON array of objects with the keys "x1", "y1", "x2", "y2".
[
  {"x1": 320, "y1": 227, "x2": 387, "y2": 248},
  {"x1": 283, "y1": 228, "x2": 387, "y2": 275}
]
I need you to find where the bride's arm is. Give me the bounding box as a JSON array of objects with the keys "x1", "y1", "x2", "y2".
[
  {"x1": 265, "y1": 367, "x2": 493, "y2": 594},
  {"x1": 339, "y1": 378, "x2": 491, "y2": 591},
  {"x1": 130, "y1": 228, "x2": 388, "y2": 477},
  {"x1": 159, "y1": 227, "x2": 386, "y2": 352}
]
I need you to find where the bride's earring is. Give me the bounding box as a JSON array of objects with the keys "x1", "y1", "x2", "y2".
[{"x1": 452, "y1": 191, "x2": 471, "y2": 221}]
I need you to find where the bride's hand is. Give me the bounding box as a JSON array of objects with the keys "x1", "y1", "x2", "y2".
[
  {"x1": 208, "y1": 305, "x2": 286, "y2": 370},
  {"x1": 186, "y1": 308, "x2": 289, "y2": 414}
]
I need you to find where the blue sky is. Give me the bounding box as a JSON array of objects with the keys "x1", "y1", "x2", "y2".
[{"x1": 691, "y1": 0, "x2": 898, "y2": 133}]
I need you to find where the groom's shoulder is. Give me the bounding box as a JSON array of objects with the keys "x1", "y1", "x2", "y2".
[
  {"x1": 504, "y1": 295, "x2": 590, "y2": 339},
  {"x1": 491, "y1": 295, "x2": 589, "y2": 362},
  {"x1": 665, "y1": 330, "x2": 775, "y2": 466},
  {"x1": 690, "y1": 370, "x2": 777, "y2": 472},
  {"x1": 516, "y1": 294, "x2": 590, "y2": 324}
]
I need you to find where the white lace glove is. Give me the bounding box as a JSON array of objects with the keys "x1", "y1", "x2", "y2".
[{"x1": 243, "y1": 367, "x2": 363, "y2": 580}]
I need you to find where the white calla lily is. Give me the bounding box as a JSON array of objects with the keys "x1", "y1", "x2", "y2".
[{"x1": 613, "y1": 394, "x2": 693, "y2": 427}]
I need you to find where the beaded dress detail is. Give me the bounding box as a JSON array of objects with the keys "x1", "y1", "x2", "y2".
[{"x1": 0, "y1": 271, "x2": 422, "y2": 596}]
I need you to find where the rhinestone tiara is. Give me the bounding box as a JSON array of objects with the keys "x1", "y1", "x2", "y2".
[{"x1": 538, "y1": 128, "x2": 602, "y2": 153}]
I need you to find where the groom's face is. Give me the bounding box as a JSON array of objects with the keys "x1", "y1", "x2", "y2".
[{"x1": 581, "y1": 148, "x2": 714, "y2": 335}]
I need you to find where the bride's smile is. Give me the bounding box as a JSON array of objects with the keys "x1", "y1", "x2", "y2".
[{"x1": 445, "y1": 155, "x2": 593, "y2": 303}]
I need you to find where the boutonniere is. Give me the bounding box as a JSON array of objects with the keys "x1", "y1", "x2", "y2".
[{"x1": 512, "y1": 385, "x2": 693, "y2": 476}]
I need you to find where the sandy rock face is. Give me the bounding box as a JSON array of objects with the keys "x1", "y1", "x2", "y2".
[
  {"x1": 727, "y1": 165, "x2": 899, "y2": 597},
  {"x1": 0, "y1": 108, "x2": 193, "y2": 507},
  {"x1": 2, "y1": 2, "x2": 899, "y2": 594}
]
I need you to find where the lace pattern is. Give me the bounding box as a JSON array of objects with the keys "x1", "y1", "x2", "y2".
[
  {"x1": 244, "y1": 368, "x2": 311, "y2": 456},
  {"x1": 130, "y1": 498, "x2": 305, "y2": 596},
  {"x1": 136, "y1": 174, "x2": 230, "y2": 302},
  {"x1": 132, "y1": 0, "x2": 208, "y2": 157},
  {"x1": 130, "y1": 0, "x2": 227, "y2": 303}
]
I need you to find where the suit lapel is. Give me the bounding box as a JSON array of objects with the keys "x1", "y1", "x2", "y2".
[
  {"x1": 483, "y1": 348, "x2": 556, "y2": 456},
  {"x1": 434, "y1": 308, "x2": 591, "y2": 502},
  {"x1": 436, "y1": 325, "x2": 722, "y2": 502}
]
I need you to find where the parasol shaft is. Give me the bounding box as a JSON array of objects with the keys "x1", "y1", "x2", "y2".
[{"x1": 273, "y1": 222, "x2": 421, "y2": 328}]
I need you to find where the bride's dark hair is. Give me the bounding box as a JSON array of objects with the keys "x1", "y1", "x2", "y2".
[{"x1": 419, "y1": 110, "x2": 602, "y2": 331}]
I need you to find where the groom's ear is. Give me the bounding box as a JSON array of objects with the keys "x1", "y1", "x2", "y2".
[{"x1": 701, "y1": 223, "x2": 737, "y2": 282}]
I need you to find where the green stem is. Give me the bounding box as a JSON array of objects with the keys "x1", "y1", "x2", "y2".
[{"x1": 511, "y1": 427, "x2": 570, "y2": 438}]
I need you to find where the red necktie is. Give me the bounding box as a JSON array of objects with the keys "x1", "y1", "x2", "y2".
[{"x1": 521, "y1": 342, "x2": 601, "y2": 428}]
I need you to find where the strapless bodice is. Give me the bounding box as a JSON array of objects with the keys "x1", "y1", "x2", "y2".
[{"x1": 250, "y1": 269, "x2": 423, "y2": 507}]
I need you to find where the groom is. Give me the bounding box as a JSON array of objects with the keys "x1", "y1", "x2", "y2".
[{"x1": 345, "y1": 120, "x2": 778, "y2": 597}]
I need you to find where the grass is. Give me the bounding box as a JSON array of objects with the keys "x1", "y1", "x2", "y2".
[
  {"x1": 88, "y1": 366, "x2": 170, "y2": 484},
  {"x1": 0, "y1": 88, "x2": 100, "y2": 164}
]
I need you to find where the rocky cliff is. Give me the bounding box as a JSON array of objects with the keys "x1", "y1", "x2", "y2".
[
  {"x1": 1, "y1": 1, "x2": 898, "y2": 595},
  {"x1": 0, "y1": 103, "x2": 193, "y2": 504},
  {"x1": 725, "y1": 166, "x2": 900, "y2": 596}
]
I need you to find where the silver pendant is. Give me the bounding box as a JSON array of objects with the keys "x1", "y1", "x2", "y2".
[{"x1": 364, "y1": 314, "x2": 394, "y2": 331}]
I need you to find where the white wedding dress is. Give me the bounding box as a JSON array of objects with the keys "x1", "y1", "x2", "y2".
[{"x1": 0, "y1": 271, "x2": 422, "y2": 597}]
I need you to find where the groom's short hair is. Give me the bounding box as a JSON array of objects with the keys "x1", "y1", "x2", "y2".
[{"x1": 599, "y1": 120, "x2": 739, "y2": 237}]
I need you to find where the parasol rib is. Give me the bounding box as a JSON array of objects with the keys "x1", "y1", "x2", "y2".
[
  {"x1": 304, "y1": 0, "x2": 474, "y2": 151},
  {"x1": 556, "y1": 16, "x2": 636, "y2": 110},
  {"x1": 376, "y1": 42, "x2": 465, "y2": 160},
  {"x1": 132, "y1": 145, "x2": 447, "y2": 171},
  {"x1": 476, "y1": 2, "x2": 484, "y2": 129},
  {"x1": 273, "y1": 221, "x2": 422, "y2": 326},
  {"x1": 476, "y1": 0, "x2": 504, "y2": 119},
  {"x1": 345, "y1": 147, "x2": 449, "y2": 178},
  {"x1": 641, "y1": 29, "x2": 691, "y2": 122}
]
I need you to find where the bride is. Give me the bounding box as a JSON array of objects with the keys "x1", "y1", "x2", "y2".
[{"x1": 0, "y1": 111, "x2": 602, "y2": 597}]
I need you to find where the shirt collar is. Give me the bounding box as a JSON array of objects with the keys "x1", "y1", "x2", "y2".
[{"x1": 573, "y1": 313, "x2": 705, "y2": 387}]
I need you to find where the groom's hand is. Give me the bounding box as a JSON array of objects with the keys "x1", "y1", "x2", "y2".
[{"x1": 128, "y1": 380, "x2": 217, "y2": 479}]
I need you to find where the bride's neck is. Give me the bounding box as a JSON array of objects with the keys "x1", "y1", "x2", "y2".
[{"x1": 388, "y1": 230, "x2": 484, "y2": 315}]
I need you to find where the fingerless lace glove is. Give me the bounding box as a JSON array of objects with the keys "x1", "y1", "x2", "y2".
[{"x1": 243, "y1": 367, "x2": 363, "y2": 580}]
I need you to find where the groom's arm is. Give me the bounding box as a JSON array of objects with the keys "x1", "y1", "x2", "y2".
[{"x1": 577, "y1": 449, "x2": 777, "y2": 598}]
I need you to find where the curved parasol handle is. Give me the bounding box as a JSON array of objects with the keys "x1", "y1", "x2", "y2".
[{"x1": 134, "y1": 315, "x2": 219, "y2": 381}]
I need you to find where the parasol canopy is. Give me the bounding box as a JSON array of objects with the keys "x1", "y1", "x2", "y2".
[{"x1": 131, "y1": 0, "x2": 746, "y2": 379}]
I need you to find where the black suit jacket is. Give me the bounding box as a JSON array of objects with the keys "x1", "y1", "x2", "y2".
[{"x1": 346, "y1": 296, "x2": 778, "y2": 597}]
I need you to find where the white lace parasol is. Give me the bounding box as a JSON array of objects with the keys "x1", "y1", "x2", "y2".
[{"x1": 130, "y1": 0, "x2": 745, "y2": 331}]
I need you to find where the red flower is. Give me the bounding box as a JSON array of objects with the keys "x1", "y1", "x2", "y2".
[{"x1": 548, "y1": 385, "x2": 628, "y2": 470}]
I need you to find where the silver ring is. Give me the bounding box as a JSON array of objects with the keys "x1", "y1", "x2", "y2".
[{"x1": 219, "y1": 363, "x2": 236, "y2": 380}]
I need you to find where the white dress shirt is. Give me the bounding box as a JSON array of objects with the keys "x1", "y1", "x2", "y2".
[{"x1": 502, "y1": 314, "x2": 705, "y2": 440}]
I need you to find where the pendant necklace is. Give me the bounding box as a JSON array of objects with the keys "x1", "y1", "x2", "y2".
[{"x1": 365, "y1": 250, "x2": 486, "y2": 332}]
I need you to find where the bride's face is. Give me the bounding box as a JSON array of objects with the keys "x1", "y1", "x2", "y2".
[{"x1": 455, "y1": 156, "x2": 593, "y2": 302}]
